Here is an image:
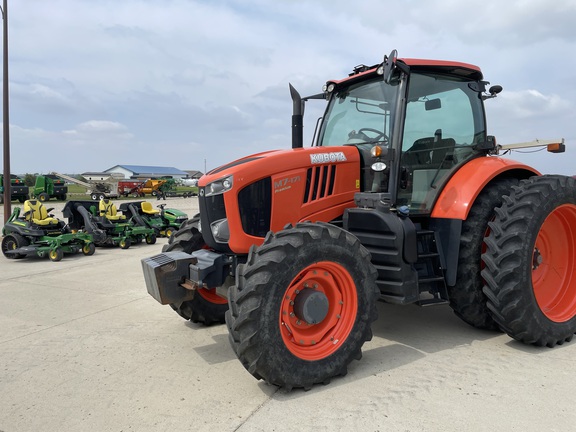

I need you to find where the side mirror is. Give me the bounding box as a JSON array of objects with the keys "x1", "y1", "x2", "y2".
[
  {"x1": 489, "y1": 85, "x2": 503, "y2": 96},
  {"x1": 482, "y1": 85, "x2": 503, "y2": 100}
]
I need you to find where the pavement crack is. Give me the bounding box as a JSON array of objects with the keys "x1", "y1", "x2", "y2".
[{"x1": 232, "y1": 387, "x2": 280, "y2": 431}]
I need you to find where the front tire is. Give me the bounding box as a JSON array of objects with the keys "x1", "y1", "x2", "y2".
[
  {"x1": 482, "y1": 175, "x2": 576, "y2": 347},
  {"x1": 163, "y1": 214, "x2": 228, "y2": 325},
  {"x1": 82, "y1": 242, "x2": 96, "y2": 256},
  {"x1": 119, "y1": 238, "x2": 131, "y2": 249},
  {"x1": 164, "y1": 226, "x2": 177, "y2": 238},
  {"x1": 226, "y1": 222, "x2": 379, "y2": 390},
  {"x1": 49, "y1": 248, "x2": 64, "y2": 262},
  {"x1": 162, "y1": 215, "x2": 200, "y2": 253}
]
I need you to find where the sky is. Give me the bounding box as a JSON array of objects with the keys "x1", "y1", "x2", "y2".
[{"x1": 1, "y1": 0, "x2": 575, "y2": 175}]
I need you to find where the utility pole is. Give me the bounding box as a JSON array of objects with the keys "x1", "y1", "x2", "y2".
[{"x1": 1, "y1": 0, "x2": 10, "y2": 223}]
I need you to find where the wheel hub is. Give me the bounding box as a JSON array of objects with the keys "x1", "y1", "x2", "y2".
[
  {"x1": 532, "y1": 247, "x2": 543, "y2": 270},
  {"x1": 293, "y1": 288, "x2": 329, "y2": 324}
]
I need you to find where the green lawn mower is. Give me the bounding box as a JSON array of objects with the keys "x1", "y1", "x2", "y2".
[
  {"x1": 118, "y1": 201, "x2": 188, "y2": 238},
  {"x1": 62, "y1": 200, "x2": 157, "y2": 249},
  {"x1": 1, "y1": 200, "x2": 95, "y2": 261}
]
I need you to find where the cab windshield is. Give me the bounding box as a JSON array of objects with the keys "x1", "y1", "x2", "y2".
[{"x1": 317, "y1": 77, "x2": 400, "y2": 148}]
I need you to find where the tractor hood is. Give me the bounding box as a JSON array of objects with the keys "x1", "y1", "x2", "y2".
[
  {"x1": 196, "y1": 146, "x2": 362, "y2": 254},
  {"x1": 201, "y1": 149, "x2": 283, "y2": 182},
  {"x1": 199, "y1": 146, "x2": 360, "y2": 197}
]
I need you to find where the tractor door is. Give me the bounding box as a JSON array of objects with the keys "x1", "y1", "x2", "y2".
[{"x1": 396, "y1": 72, "x2": 487, "y2": 213}]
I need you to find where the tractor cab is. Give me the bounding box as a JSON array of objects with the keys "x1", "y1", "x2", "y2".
[{"x1": 315, "y1": 52, "x2": 492, "y2": 214}]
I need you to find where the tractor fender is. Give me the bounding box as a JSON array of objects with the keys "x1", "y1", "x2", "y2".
[{"x1": 431, "y1": 157, "x2": 540, "y2": 220}]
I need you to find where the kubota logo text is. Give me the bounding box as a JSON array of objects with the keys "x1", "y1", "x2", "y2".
[{"x1": 310, "y1": 152, "x2": 347, "y2": 164}]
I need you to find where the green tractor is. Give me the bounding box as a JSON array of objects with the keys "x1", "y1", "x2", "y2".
[
  {"x1": 31, "y1": 175, "x2": 68, "y2": 202},
  {"x1": 0, "y1": 174, "x2": 29, "y2": 204},
  {"x1": 62, "y1": 199, "x2": 158, "y2": 249},
  {"x1": 118, "y1": 201, "x2": 188, "y2": 238},
  {"x1": 1, "y1": 200, "x2": 95, "y2": 261}
]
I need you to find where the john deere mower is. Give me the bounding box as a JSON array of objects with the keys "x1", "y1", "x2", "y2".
[
  {"x1": 62, "y1": 199, "x2": 157, "y2": 248},
  {"x1": 1, "y1": 200, "x2": 95, "y2": 261},
  {"x1": 118, "y1": 201, "x2": 188, "y2": 238}
]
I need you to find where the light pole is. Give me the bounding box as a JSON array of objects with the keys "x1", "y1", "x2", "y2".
[{"x1": 1, "y1": 0, "x2": 10, "y2": 223}]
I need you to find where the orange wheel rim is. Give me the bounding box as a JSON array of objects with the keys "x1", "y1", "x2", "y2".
[
  {"x1": 279, "y1": 261, "x2": 357, "y2": 360},
  {"x1": 532, "y1": 204, "x2": 576, "y2": 322},
  {"x1": 197, "y1": 287, "x2": 228, "y2": 305}
]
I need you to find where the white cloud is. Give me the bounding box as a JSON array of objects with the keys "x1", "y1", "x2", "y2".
[
  {"x1": 1, "y1": 0, "x2": 574, "y2": 176},
  {"x1": 491, "y1": 89, "x2": 572, "y2": 120}
]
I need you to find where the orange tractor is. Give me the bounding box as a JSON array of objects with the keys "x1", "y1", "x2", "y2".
[{"x1": 142, "y1": 50, "x2": 576, "y2": 390}]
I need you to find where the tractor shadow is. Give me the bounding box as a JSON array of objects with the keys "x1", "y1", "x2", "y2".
[
  {"x1": 368, "y1": 301, "x2": 500, "y2": 353},
  {"x1": 266, "y1": 302, "x2": 503, "y2": 397},
  {"x1": 190, "y1": 332, "x2": 237, "y2": 364}
]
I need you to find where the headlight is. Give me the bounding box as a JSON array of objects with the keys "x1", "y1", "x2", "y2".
[
  {"x1": 210, "y1": 218, "x2": 230, "y2": 243},
  {"x1": 204, "y1": 175, "x2": 233, "y2": 197}
]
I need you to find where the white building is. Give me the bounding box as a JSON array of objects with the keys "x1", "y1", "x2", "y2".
[{"x1": 104, "y1": 165, "x2": 189, "y2": 180}]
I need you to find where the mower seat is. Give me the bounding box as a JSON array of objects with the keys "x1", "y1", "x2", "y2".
[
  {"x1": 23, "y1": 200, "x2": 59, "y2": 226},
  {"x1": 141, "y1": 201, "x2": 160, "y2": 215},
  {"x1": 99, "y1": 199, "x2": 126, "y2": 221}
]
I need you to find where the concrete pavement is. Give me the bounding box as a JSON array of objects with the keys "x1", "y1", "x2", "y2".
[{"x1": 1, "y1": 197, "x2": 576, "y2": 431}]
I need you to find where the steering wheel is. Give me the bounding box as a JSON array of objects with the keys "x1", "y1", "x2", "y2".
[{"x1": 356, "y1": 128, "x2": 388, "y2": 143}]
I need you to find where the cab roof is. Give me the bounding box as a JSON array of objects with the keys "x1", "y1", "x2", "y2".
[{"x1": 331, "y1": 57, "x2": 483, "y2": 85}]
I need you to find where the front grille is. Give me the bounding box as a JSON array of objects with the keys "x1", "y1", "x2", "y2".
[
  {"x1": 303, "y1": 165, "x2": 336, "y2": 203},
  {"x1": 238, "y1": 178, "x2": 271, "y2": 238}
]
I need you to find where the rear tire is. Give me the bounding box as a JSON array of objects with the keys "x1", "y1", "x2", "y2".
[
  {"x1": 226, "y1": 222, "x2": 379, "y2": 390},
  {"x1": 163, "y1": 214, "x2": 228, "y2": 325},
  {"x1": 482, "y1": 175, "x2": 576, "y2": 347},
  {"x1": 448, "y1": 177, "x2": 518, "y2": 330},
  {"x1": 1, "y1": 233, "x2": 29, "y2": 259}
]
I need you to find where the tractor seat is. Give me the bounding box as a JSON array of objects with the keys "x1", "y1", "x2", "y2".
[
  {"x1": 23, "y1": 200, "x2": 59, "y2": 226},
  {"x1": 141, "y1": 201, "x2": 160, "y2": 215},
  {"x1": 99, "y1": 199, "x2": 126, "y2": 221}
]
